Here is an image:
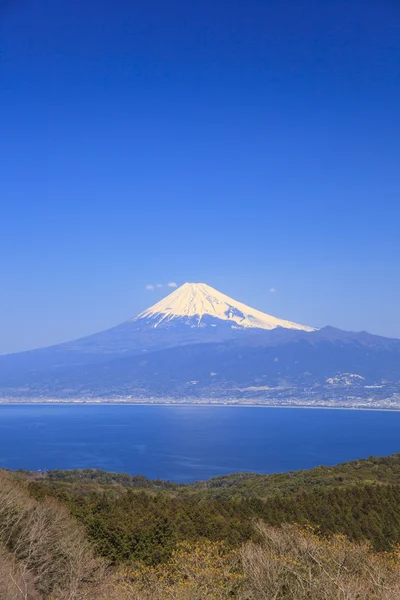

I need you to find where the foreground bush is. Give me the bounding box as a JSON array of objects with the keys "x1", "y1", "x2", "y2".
[
  {"x1": 97, "y1": 524, "x2": 400, "y2": 599},
  {"x1": 0, "y1": 472, "x2": 104, "y2": 599},
  {"x1": 241, "y1": 522, "x2": 400, "y2": 599},
  {"x1": 101, "y1": 540, "x2": 242, "y2": 599},
  {"x1": 0, "y1": 543, "x2": 40, "y2": 600}
]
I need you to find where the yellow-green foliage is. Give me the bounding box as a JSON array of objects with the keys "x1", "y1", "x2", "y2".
[
  {"x1": 241, "y1": 522, "x2": 400, "y2": 599},
  {"x1": 102, "y1": 540, "x2": 242, "y2": 599},
  {"x1": 97, "y1": 524, "x2": 400, "y2": 600}
]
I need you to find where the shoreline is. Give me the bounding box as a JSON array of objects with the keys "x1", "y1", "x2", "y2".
[{"x1": 1, "y1": 400, "x2": 400, "y2": 412}]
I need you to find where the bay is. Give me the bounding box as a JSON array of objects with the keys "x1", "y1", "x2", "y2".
[{"x1": 0, "y1": 404, "x2": 399, "y2": 483}]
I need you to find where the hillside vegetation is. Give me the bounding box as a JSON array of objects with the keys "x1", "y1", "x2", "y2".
[
  {"x1": 3, "y1": 454, "x2": 400, "y2": 598},
  {"x1": 32, "y1": 452, "x2": 400, "y2": 497}
]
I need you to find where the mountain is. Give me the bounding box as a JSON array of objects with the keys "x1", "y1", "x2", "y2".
[
  {"x1": 0, "y1": 283, "x2": 399, "y2": 405},
  {"x1": 136, "y1": 282, "x2": 315, "y2": 331},
  {"x1": 0, "y1": 283, "x2": 314, "y2": 377}
]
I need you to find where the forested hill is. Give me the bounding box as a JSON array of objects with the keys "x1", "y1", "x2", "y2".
[
  {"x1": 22, "y1": 452, "x2": 400, "y2": 498},
  {"x1": 3, "y1": 454, "x2": 400, "y2": 598},
  {"x1": 11, "y1": 453, "x2": 400, "y2": 559}
]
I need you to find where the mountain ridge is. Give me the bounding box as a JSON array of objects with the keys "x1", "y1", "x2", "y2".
[
  {"x1": 0, "y1": 283, "x2": 399, "y2": 405},
  {"x1": 0, "y1": 282, "x2": 315, "y2": 378}
]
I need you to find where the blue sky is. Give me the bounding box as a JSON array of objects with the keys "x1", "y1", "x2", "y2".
[{"x1": 1, "y1": 0, "x2": 399, "y2": 352}]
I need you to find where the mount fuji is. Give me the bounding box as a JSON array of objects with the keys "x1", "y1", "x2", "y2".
[
  {"x1": 0, "y1": 283, "x2": 315, "y2": 374},
  {"x1": 0, "y1": 283, "x2": 399, "y2": 405},
  {"x1": 135, "y1": 282, "x2": 315, "y2": 332}
]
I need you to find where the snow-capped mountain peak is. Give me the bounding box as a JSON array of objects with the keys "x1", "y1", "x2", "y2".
[{"x1": 135, "y1": 282, "x2": 315, "y2": 332}]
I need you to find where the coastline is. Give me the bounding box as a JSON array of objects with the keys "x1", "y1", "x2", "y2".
[{"x1": 1, "y1": 400, "x2": 400, "y2": 412}]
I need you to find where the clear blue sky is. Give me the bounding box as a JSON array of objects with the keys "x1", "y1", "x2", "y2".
[{"x1": 1, "y1": 0, "x2": 399, "y2": 352}]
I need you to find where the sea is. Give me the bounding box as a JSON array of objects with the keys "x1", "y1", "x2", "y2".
[{"x1": 0, "y1": 404, "x2": 399, "y2": 483}]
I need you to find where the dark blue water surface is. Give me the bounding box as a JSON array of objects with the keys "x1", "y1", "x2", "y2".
[{"x1": 0, "y1": 405, "x2": 400, "y2": 483}]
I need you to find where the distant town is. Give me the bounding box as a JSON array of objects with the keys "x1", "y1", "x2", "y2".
[{"x1": 2, "y1": 384, "x2": 400, "y2": 410}]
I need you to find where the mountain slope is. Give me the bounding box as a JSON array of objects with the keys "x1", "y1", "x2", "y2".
[
  {"x1": 2, "y1": 326, "x2": 400, "y2": 401},
  {"x1": 137, "y1": 282, "x2": 315, "y2": 331},
  {"x1": 1, "y1": 282, "x2": 399, "y2": 403},
  {"x1": 0, "y1": 283, "x2": 314, "y2": 380}
]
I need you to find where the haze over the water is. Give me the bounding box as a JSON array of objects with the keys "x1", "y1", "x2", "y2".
[{"x1": 1, "y1": 0, "x2": 399, "y2": 353}]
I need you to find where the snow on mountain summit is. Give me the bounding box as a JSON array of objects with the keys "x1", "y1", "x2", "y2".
[{"x1": 135, "y1": 282, "x2": 315, "y2": 332}]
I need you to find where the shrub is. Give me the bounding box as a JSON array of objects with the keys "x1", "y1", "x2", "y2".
[
  {"x1": 100, "y1": 539, "x2": 242, "y2": 599},
  {"x1": 0, "y1": 472, "x2": 104, "y2": 599},
  {"x1": 241, "y1": 522, "x2": 400, "y2": 599}
]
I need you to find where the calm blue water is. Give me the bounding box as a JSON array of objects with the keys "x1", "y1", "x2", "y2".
[{"x1": 0, "y1": 405, "x2": 399, "y2": 483}]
